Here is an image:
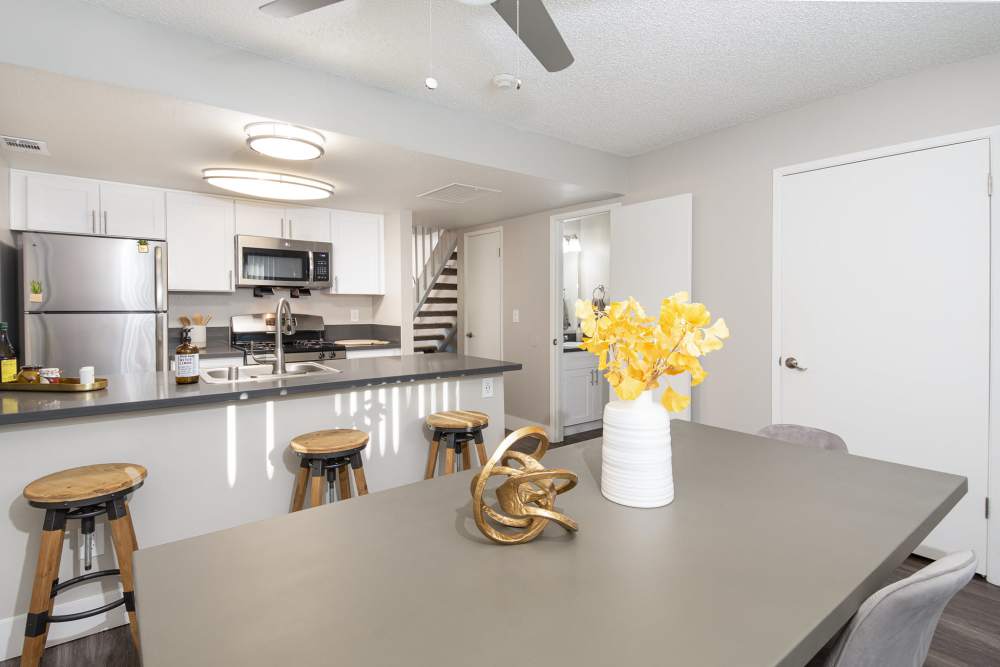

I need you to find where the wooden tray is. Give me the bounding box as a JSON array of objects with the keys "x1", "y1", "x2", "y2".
[{"x1": 0, "y1": 377, "x2": 108, "y2": 392}]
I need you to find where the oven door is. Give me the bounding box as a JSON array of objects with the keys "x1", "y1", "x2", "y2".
[{"x1": 236, "y1": 235, "x2": 314, "y2": 288}]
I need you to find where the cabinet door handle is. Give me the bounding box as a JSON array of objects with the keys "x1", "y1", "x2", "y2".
[
  {"x1": 281, "y1": 218, "x2": 285, "y2": 238},
  {"x1": 229, "y1": 269, "x2": 234, "y2": 291},
  {"x1": 103, "y1": 211, "x2": 108, "y2": 235},
  {"x1": 288, "y1": 219, "x2": 293, "y2": 238},
  {"x1": 91, "y1": 210, "x2": 96, "y2": 234}
]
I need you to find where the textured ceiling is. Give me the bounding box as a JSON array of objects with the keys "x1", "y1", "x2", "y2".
[{"x1": 77, "y1": 1, "x2": 1000, "y2": 156}]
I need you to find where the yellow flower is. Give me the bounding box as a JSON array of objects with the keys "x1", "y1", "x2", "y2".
[
  {"x1": 661, "y1": 386, "x2": 691, "y2": 413},
  {"x1": 576, "y1": 294, "x2": 727, "y2": 413}
]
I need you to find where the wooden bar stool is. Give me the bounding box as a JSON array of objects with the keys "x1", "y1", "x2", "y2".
[
  {"x1": 21, "y1": 463, "x2": 147, "y2": 667},
  {"x1": 289, "y1": 429, "x2": 369, "y2": 512},
  {"x1": 424, "y1": 410, "x2": 489, "y2": 479}
]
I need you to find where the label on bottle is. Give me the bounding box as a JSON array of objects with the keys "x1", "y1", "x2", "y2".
[
  {"x1": 0, "y1": 359, "x2": 16, "y2": 383},
  {"x1": 175, "y1": 354, "x2": 199, "y2": 378}
]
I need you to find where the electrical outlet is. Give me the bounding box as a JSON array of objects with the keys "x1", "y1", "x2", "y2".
[
  {"x1": 512, "y1": 309, "x2": 520, "y2": 323},
  {"x1": 350, "y1": 309, "x2": 359, "y2": 322},
  {"x1": 481, "y1": 377, "x2": 495, "y2": 398}
]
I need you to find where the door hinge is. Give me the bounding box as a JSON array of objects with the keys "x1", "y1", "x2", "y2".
[{"x1": 986, "y1": 497, "x2": 990, "y2": 519}]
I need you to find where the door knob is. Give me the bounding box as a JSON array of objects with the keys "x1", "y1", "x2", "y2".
[
  {"x1": 466, "y1": 332, "x2": 474, "y2": 338},
  {"x1": 784, "y1": 357, "x2": 807, "y2": 371}
]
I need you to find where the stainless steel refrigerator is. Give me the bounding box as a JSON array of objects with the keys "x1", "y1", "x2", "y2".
[{"x1": 20, "y1": 232, "x2": 168, "y2": 375}]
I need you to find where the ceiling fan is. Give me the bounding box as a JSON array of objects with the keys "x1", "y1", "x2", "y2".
[{"x1": 257, "y1": 0, "x2": 574, "y2": 73}]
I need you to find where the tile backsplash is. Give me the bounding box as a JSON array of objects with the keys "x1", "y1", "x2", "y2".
[{"x1": 168, "y1": 291, "x2": 375, "y2": 328}]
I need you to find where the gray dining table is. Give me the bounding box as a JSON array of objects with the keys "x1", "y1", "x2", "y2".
[{"x1": 132, "y1": 421, "x2": 966, "y2": 667}]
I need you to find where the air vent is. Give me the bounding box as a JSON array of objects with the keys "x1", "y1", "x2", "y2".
[
  {"x1": 1, "y1": 135, "x2": 49, "y2": 155},
  {"x1": 417, "y1": 183, "x2": 501, "y2": 205}
]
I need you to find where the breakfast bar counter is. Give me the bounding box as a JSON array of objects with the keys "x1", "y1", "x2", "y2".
[{"x1": 0, "y1": 354, "x2": 520, "y2": 660}]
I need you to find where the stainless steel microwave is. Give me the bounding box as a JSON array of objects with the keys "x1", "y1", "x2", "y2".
[{"x1": 235, "y1": 235, "x2": 332, "y2": 289}]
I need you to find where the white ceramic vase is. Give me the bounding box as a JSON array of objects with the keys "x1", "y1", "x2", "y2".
[{"x1": 601, "y1": 390, "x2": 674, "y2": 508}]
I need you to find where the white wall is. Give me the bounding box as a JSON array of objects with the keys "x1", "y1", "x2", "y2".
[
  {"x1": 627, "y1": 50, "x2": 1000, "y2": 433},
  {"x1": 375, "y1": 211, "x2": 414, "y2": 354}
]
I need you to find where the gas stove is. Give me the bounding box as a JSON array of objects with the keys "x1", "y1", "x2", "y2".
[{"x1": 230, "y1": 313, "x2": 346, "y2": 363}]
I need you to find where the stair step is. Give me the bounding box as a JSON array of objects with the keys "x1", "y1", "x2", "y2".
[
  {"x1": 415, "y1": 335, "x2": 445, "y2": 341},
  {"x1": 416, "y1": 346, "x2": 438, "y2": 353},
  {"x1": 414, "y1": 322, "x2": 453, "y2": 329},
  {"x1": 418, "y1": 310, "x2": 457, "y2": 318},
  {"x1": 432, "y1": 283, "x2": 457, "y2": 290},
  {"x1": 441, "y1": 268, "x2": 457, "y2": 276},
  {"x1": 450, "y1": 252, "x2": 458, "y2": 260},
  {"x1": 424, "y1": 297, "x2": 457, "y2": 304}
]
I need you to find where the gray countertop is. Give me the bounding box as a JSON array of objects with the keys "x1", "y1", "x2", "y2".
[
  {"x1": 132, "y1": 422, "x2": 965, "y2": 667},
  {"x1": 0, "y1": 354, "x2": 521, "y2": 427}
]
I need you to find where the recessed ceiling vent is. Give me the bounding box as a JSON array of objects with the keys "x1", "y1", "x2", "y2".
[
  {"x1": 1, "y1": 135, "x2": 50, "y2": 156},
  {"x1": 417, "y1": 183, "x2": 501, "y2": 205}
]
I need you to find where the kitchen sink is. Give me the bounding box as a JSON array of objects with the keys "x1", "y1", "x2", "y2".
[{"x1": 200, "y1": 362, "x2": 341, "y2": 385}]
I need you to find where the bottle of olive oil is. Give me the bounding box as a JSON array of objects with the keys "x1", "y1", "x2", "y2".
[
  {"x1": 0, "y1": 322, "x2": 16, "y2": 383},
  {"x1": 174, "y1": 328, "x2": 200, "y2": 385}
]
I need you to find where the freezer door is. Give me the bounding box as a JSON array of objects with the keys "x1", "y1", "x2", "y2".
[
  {"x1": 21, "y1": 233, "x2": 166, "y2": 312},
  {"x1": 23, "y1": 312, "x2": 166, "y2": 374}
]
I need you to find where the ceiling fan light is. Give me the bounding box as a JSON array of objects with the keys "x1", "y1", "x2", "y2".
[
  {"x1": 203, "y1": 168, "x2": 334, "y2": 201},
  {"x1": 245, "y1": 122, "x2": 325, "y2": 160}
]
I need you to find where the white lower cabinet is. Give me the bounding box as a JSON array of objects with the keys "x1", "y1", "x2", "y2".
[
  {"x1": 561, "y1": 352, "x2": 604, "y2": 427},
  {"x1": 166, "y1": 192, "x2": 235, "y2": 292}
]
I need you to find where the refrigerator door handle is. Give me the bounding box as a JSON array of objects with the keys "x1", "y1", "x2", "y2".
[
  {"x1": 156, "y1": 313, "x2": 167, "y2": 372},
  {"x1": 154, "y1": 245, "x2": 166, "y2": 312}
]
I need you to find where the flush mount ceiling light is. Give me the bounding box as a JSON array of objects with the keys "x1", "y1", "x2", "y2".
[
  {"x1": 244, "y1": 122, "x2": 325, "y2": 160},
  {"x1": 203, "y1": 169, "x2": 334, "y2": 201}
]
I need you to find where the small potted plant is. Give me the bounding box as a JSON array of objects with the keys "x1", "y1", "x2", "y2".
[{"x1": 576, "y1": 293, "x2": 729, "y2": 508}]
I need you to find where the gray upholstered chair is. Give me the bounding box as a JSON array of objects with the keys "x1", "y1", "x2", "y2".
[
  {"x1": 756, "y1": 423, "x2": 849, "y2": 453},
  {"x1": 811, "y1": 551, "x2": 976, "y2": 667}
]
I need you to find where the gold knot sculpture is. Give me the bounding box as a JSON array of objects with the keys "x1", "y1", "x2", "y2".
[{"x1": 470, "y1": 426, "x2": 578, "y2": 545}]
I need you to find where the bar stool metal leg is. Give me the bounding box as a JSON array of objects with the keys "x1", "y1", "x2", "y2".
[
  {"x1": 21, "y1": 509, "x2": 67, "y2": 667},
  {"x1": 107, "y1": 497, "x2": 140, "y2": 650}
]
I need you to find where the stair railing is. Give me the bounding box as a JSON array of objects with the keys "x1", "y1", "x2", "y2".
[{"x1": 412, "y1": 226, "x2": 458, "y2": 318}]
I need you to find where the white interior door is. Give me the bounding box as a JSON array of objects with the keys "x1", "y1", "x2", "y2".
[
  {"x1": 610, "y1": 194, "x2": 693, "y2": 420},
  {"x1": 777, "y1": 139, "x2": 990, "y2": 572},
  {"x1": 464, "y1": 229, "x2": 502, "y2": 359}
]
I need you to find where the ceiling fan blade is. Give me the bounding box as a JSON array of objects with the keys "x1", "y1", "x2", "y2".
[
  {"x1": 491, "y1": 0, "x2": 574, "y2": 73},
  {"x1": 259, "y1": 0, "x2": 346, "y2": 18}
]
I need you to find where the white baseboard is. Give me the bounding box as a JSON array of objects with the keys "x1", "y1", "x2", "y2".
[
  {"x1": 504, "y1": 414, "x2": 551, "y2": 433},
  {"x1": 563, "y1": 420, "x2": 602, "y2": 437},
  {"x1": 0, "y1": 591, "x2": 128, "y2": 661}
]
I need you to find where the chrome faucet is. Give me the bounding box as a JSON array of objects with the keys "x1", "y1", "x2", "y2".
[{"x1": 274, "y1": 297, "x2": 295, "y2": 375}]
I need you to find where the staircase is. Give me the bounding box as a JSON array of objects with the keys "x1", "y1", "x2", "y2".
[{"x1": 412, "y1": 226, "x2": 459, "y2": 353}]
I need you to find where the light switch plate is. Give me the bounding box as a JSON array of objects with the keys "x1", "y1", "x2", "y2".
[
  {"x1": 350, "y1": 309, "x2": 359, "y2": 322},
  {"x1": 512, "y1": 309, "x2": 520, "y2": 323},
  {"x1": 481, "y1": 377, "x2": 495, "y2": 398}
]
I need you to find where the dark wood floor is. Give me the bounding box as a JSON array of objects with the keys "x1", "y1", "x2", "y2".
[{"x1": 6, "y1": 429, "x2": 997, "y2": 667}]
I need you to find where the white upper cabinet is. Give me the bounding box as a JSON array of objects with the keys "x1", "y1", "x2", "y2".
[
  {"x1": 99, "y1": 182, "x2": 166, "y2": 239},
  {"x1": 286, "y1": 206, "x2": 331, "y2": 243},
  {"x1": 21, "y1": 172, "x2": 100, "y2": 234},
  {"x1": 330, "y1": 210, "x2": 384, "y2": 295},
  {"x1": 13, "y1": 171, "x2": 165, "y2": 239},
  {"x1": 235, "y1": 201, "x2": 285, "y2": 238},
  {"x1": 166, "y1": 192, "x2": 235, "y2": 292}
]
